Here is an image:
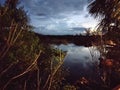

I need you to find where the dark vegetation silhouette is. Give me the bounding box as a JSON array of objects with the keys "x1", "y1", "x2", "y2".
[
  {"x1": 88, "y1": 0, "x2": 120, "y2": 89},
  {"x1": 0, "y1": 0, "x2": 66, "y2": 90},
  {"x1": 0, "y1": 0, "x2": 120, "y2": 90},
  {"x1": 36, "y1": 34, "x2": 101, "y2": 47}
]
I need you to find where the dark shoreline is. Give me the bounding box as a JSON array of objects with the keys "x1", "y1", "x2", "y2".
[{"x1": 36, "y1": 33, "x2": 101, "y2": 46}]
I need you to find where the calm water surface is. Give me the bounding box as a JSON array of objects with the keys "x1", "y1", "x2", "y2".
[{"x1": 54, "y1": 44, "x2": 101, "y2": 82}]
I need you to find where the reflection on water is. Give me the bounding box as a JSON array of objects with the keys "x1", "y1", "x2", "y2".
[{"x1": 54, "y1": 43, "x2": 101, "y2": 82}]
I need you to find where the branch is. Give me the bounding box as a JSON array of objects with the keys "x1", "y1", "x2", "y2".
[
  {"x1": 3, "y1": 50, "x2": 42, "y2": 90},
  {"x1": 0, "y1": 61, "x2": 18, "y2": 78}
]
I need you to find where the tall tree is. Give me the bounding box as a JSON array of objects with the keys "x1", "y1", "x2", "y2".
[
  {"x1": 88, "y1": 0, "x2": 120, "y2": 33},
  {"x1": 0, "y1": 0, "x2": 41, "y2": 89},
  {"x1": 0, "y1": 0, "x2": 29, "y2": 60},
  {"x1": 88, "y1": 0, "x2": 120, "y2": 88},
  {"x1": 0, "y1": 1, "x2": 66, "y2": 90}
]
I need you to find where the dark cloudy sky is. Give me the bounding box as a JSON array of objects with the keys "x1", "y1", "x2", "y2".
[{"x1": 1, "y1": 0, "x2": 98, "y2": 35}]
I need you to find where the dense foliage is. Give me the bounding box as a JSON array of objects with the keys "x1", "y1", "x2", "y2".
[
  {"x1": 0, "y1": 0, "x2": 66, "y2": 90},
  {"x1": 88, "y1": 0, "x2": 120, "y2": 89},
  {"x1": 1, "y1": 0, "x2": 120, "y2": 90}
]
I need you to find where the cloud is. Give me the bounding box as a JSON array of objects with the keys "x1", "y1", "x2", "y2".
[
  {"x1": 20, "y1": 0, "x2": 98, "y2": 35},
  {"x1": 70, "y1": 27, "x2": 86, "y2": 31},
  {"x1": 0, "y1": 0, "x2": 5, "y2": 5},
  {"x1": 56, "y1": 44, "x2": 100, "y2": 67},
  {"x1": 21, "y1": 0, "x2": 89, "y2": 15}
]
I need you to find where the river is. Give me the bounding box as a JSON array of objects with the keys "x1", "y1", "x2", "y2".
[{"x1": 54, "y1": 43, "x2": 101, "y2": 83}]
